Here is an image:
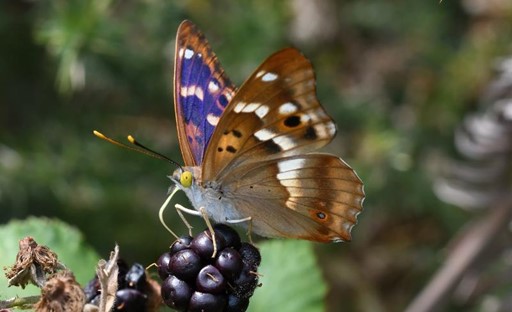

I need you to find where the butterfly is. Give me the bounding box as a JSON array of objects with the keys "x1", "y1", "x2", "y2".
[{"x1": 170, "y1": 20, "x2": 365, "y2": 243}]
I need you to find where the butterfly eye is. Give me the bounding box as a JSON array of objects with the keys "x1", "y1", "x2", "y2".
[{"x1": 180, "y1": 171, "x2": 193, "y2": 188}]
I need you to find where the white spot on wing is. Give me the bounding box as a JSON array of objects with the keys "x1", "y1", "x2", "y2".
[
  {"x1": 254, "y1": 129, "x2": 275, "y2": 141},
  {"x1": 180, "y1": 86, "x2": 192, "y2": 97},
  {"x1": 179, "y1": 48, "x2": 184, "y2": 58},
  {"x1": 184, "y1": 48, "x2": 194, "y2": 59},
  {"x1": 313, "y1": 122, "x2": 336, "y2": 138},
  {"x1": 208, "y1": 80, "x2": 219, "y2": 93},
  {"x1": 233, "y1": 102, "x2": 247, "y2": 113},
  {"x1": 207, "y1": 114, "x2": 220, "y2": 126},
  {"x1": 272, "y1": 135, "x2": 295, "y2": 150},
  {"x1": 279, "y1": 102, "x2": 298, "y2": 115},
  {"x1": 261, "y1": 72, "x2": 278, "y2": 82},
  {"x1": 325, "y1": 122, "x2": 336, "y2": 136},
  {"x1": 242, "y1": 103, "x2": 260, "y2": 113},
  {"x1": 277, "y1": 158, "x2": 307, "y2": 199},
  {"x1": 180, "y1": 85, "x2": 204, "y2": 101},
  {"x1": 300, "y1": 114, "x2": 311, "y2": 123},
  {"x1": 277, "y1": 170, "x2": 300, "y2": 180},
  {"x1": 277, "y1": 158, "x2": 306, "y2": 173},
  {"x1": 255, "y1": 70, "x2": 265, "y2": 78},
  {"x1": 309, "y1": 108, "x2": 328, "y2": 122},
  {"x1": 234, "y1": 103, "x2": 266, "y2": 114},
  {"x1": 195, "y1": 87, "x2": 204, "y2": 101},
  {"x1": 255, "y1": 105, "x2": 269, "y2": 118}
]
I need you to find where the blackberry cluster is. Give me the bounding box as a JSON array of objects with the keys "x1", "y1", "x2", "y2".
[
  {"x1": 84, "y1": 260, "x2": 153, "y2": 311},
  {"x1": 158, "y1": 224, "x2": 261, "y2": 312}
]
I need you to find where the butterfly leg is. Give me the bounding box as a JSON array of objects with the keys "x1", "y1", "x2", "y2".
[
  {"x1": 198, "y1": 207, "x2": 218, "y2": 258},
  {"x1": 175, "y1": 203, "x2": 201, "y2": 236},
  {"x1": 175, "y1": 204, "x2": 218, "y2": 258},
  {"x1": 226, "y1": 217, "x2": 254, "y2": 244}
]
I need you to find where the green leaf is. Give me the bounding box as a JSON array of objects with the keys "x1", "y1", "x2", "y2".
[
  {"x1": 248, "y1": 240, "x2": 327, "y2": 312},
  {"x1": 0, "y1": 217, "x2": 100, "y2": 300}
]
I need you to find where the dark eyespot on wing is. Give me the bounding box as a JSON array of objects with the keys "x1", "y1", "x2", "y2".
[
  {"x1": 304, "y1": 126, "x2": 318, "y2": 140},
  {"x1": 316, "y1": 212, "x2": 326, "y2": 220},
  {"x1": 226, "y1": 145, "x2": 237, "y2": 153},
  {"x1": 263, "y1": 140, "x2": 282, "y2": 154},
  {"x1": 223, "y1": 129, "x2": 242, "y2": 138},
  {"x1": 232, "y1": 129, "x2": 242, "y2": 138},
  {"x1": 219, "y1": 94, "x2": 229, "y2": 107},
  {"x1": 284, "y1": 115, "x2": 301, "y2": 127}
]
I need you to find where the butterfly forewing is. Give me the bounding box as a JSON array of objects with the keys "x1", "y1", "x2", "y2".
[
  {"x1": 222, "y1": 154, "x2": 364, "y2": 242},
  {"x1": 174, "y1": 21, "x2": 236, "y2": 166},
  {"x1": 202, "y1": 48, "x2": 336, "y2": 181}
]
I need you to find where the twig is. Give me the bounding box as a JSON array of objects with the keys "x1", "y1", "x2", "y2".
[
  {"x1": 405, "y1": 196, "x2": 512, "y2": 312},
  {"x1": 0, "y1": 295, "x2": 40, "y2": 309}
]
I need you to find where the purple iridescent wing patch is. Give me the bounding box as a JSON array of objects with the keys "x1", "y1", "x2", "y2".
[{"x1": 174, "y1": 21, "x2": 235, "y2": 166}]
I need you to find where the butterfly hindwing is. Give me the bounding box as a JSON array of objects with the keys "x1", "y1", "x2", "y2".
[
  {"x1": 202, "y1": 48, "x2": 336, "y2": 181},
  {"x1": 222, "y1": 154, "x2": 364, "y2": 242},
  {"x1": 174, "y1": 21, "x2": 236, "y2": 166}
]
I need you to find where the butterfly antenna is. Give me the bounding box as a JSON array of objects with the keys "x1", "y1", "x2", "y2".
[{"x1": 93, "y1": 130, "x2": 184, "y2": 172}]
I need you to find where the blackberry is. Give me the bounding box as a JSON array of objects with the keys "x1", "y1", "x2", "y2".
[
  {"x1": 238, "y1": 243, "x2": 261, "y2": 270},
  {"x1": 215, "y1": 248, "x2": 243, "y2": 281},
  {"x1": 191, "y1": 230, "x2": 226, "y2": 261},
  {"x1": 188, "y1": 291, "x2": 227, "y2": 312},
  {"x1": 231, "y1": 263, "x2": 259, "y2": 299},
  {"x1": 158, "y1": 224, "x2": 261, "y2": 312},
  {"x1": 156, "y1": 252, "x2": 172, "y2": 280},
  {"x1": 196, "y1": 265, "x2": 226, "y2": 294},
  {"x1": 170, "y1": 235, "x2": 193, "y2": 255},
  {"x1": 115, "y1": 288, "x2": 147, "y2": 312},
  {"x1": 213, "y1": 224, "x2": 242, "y2": 249},
  {"x1": 168, "y1": 249, "x2": 202, "y2": 282},
  {"x1": 225, "y1": 295, "x2": 250, "y2": 312},
  {"x1": 83, "y1": 275, "x2": 100, "y2": 303},
  {"x1": 161, "y1": 274, "x2": 193, "y2": 311},
  {"x1": 84, "y1": 261, "x2": 158, "y2": 312},
  {"x1": 125, "y1": 263, "x2": 146, "y2": 291}
]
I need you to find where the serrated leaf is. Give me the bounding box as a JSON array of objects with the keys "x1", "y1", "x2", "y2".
[
  {"x1": 248, "y1": 240, "x2": 327, "y2": 312},
  {"x1": 0, "y1": 217, "x2": 100, "y2": 300}
]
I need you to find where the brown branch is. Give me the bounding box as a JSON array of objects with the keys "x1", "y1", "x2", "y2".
[
  {"x1": 405, "y1": 196, "x2": 512, "y2": 312},
  {"x1": 0, "y1": 295, "x2": 40, "y2": 309}
]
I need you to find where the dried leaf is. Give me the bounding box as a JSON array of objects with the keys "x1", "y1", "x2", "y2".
[
  {"x1": 96, "y1": 245, "x2": 120, "y2": 312},
  {"x1": 4, "y1": 237, "x2": 65, "y2": 289}
]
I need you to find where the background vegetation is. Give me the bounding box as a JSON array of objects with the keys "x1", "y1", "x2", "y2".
[{"x1": 2, "y1": 0, "x2": 512, "y2": 311}]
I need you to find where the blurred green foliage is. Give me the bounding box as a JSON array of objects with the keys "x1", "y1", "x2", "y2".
[{"x1": 1, "y1": 0, "x2": 512, "y2": 311}]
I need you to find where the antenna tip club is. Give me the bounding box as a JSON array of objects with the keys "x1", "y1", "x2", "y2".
[{"x1": 93, "y1": 130, "x2": 105, "y2": 138}]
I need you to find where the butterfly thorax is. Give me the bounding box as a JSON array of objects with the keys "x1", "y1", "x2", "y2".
[{"x1": 170, "y1": 166, "x2": 245, "y2": 224}]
